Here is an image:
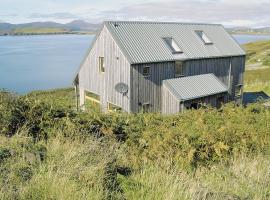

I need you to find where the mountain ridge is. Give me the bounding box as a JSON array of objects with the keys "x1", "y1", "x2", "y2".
[
  {"x1": 0, "y1": 20, "x2": 101, "y2": 35},
  {"x1": 1, "y1": 20, "x2": 270, "y2": 35}
]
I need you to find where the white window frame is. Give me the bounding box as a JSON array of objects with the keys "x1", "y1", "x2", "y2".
[
  {"x1": 163, "y1": 37, "x2": 183, "y2": 54},
  {"x1": 85, "y1": 90, "x2": 100, "y2": 104},
  {"x1": 195, "y1": 31, "x2": 213, "y2": 45},
  {"x1": 107, "y1": 102, "x2": 122, "y2": 112}
]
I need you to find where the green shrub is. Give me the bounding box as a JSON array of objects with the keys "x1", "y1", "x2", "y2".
[
  {"x1": 0, "y1": 89, "x2": 270, "y2": 199},
  {"x1": 0, "y1": 148, "x2": 11, "y2": 163}
]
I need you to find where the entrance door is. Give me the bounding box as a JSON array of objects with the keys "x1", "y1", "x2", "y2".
[{"x1": 216, "y1": 96, "x2": 224, "y2": 108}]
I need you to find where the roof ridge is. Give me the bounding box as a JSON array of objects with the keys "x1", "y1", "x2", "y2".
[{"x1": 105, "y1": 20, "x2": 222, "y2": 26}]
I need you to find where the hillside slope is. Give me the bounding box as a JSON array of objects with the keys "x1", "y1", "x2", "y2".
[
  {"x1": 243, "y1": 40, "x2": 270, "y2": 69},
  {"x1": 0, "y1": 88, "x2": 269, "y2": 199},
  {"x1": 243, "y1": 40, "x2": 270, "y2": 95},
  {"x1": 0, "y1": 20, "x2": 101, "y2": 35}
]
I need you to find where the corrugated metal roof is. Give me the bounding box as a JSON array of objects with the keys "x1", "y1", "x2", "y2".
[
  {"x1": 105, "y1": 21, "x2": 245, "y2": 64},
  {"x1": 163, "y1": 73, "x2": 228, "y2": 101}
]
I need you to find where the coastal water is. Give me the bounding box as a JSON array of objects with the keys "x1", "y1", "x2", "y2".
[
  {"x1": 0, "y1": 35, "x2": 94, "y2": 94},
  {"x1": 0, "y1": 34, "x2": 269, "y2": 94},
  {"x1": 232, "y1": 34, "x2": 270, "y2": 44}
]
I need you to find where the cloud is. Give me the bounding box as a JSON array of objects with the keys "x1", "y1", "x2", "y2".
[
  {"x1": 1, "y1": 0, "x2": 269, "y2": 27},
  {"x1": 29, "y1": 12, "x2": 78, "y2": 20},
  {"x1": 0, "y1": 14, "x2": 18, "y2": 17},
  {"x1": 89, "y1": 0, "x2": 270, "y2": 27}
]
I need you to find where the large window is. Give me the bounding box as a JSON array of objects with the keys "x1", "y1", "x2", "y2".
[
  {"x1": 195, "y1": 31, "x2": 212, "y2": 44},
  {"x1": 175, "y1": 61, "x2": 184, "y2": 77},
  {"x1": 163, "y1": 37, "x2": 182, "y2": 53},
  {"x1": 99, "y1": 57, "x2": 105, "y2": 73},
  {"x1": 85, "y1": 90, "x2": 100, "y2": 103}
]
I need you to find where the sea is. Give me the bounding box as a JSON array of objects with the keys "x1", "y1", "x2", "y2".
[{"x1": 0, "y1": 34, "x2": 270, "y2": 94}]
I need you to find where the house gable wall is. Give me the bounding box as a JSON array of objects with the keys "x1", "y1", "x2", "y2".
[{"x1": 78, "y1": 25, "x2": 131, "y2": 112}]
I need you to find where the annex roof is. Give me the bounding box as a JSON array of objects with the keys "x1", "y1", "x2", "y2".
[
  {"x1": 105, "y1": 21, "x2": 245, "y2": 64},
  {"x1": 163, "y1": 73, "x2": 228, "y2": 101}
]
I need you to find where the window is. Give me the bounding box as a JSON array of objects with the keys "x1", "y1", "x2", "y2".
[
  {"x1": 108, "y1": 102, "x2": 122, "y2": 112},
  {"x1": 85, "y1": 90, "x2": 100, "y2": 103},
  {"x1": 99, "y1": 57, "x2": 105, "y2": 73},
  {"x1": 142, "y1": 66, "x2": 150, "y2": 76},
  {"x1": 195, "y1": 31, "x2": 212, "y2": 44},
  {"x1": 163, "y1": 37, "x2": 182, "y2": 53},
  {"x1": 235, "y1": 84, "x2": 243, "y2": 96},
  {"x1": 175, "y1": 61, "x2": 184, "y2": 77}
]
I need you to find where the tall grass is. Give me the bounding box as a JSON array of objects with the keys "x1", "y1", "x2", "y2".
[
  {"x1": 0, "y1": 89, "x2": 270, "y2": 199},
  {"x1": 120, "y1": 155, "x2": 270, "y2": 200},
  {"x1": 244, "y1": 67, "x2": 270, "y2": 95}
]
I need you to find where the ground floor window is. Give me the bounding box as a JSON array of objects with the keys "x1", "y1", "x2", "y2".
[
  {"x1": 85, "y1": 90, "x2": 100, "y2": 103},
  {"x1": 108, "y1": 102, "x2": 122, "y2": 112},
  {"x1": 84, "y1": 90, "x2": 101, "y2": 111}
]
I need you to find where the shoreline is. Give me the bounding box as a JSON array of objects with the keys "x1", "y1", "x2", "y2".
[
  {"x1": 0, "y1": 32, "x2": 96, "y2": 36},
  {"x1": 0, "y1": 32, "x2": 270, "y2": 37},
  {"x1": 230, "y1": 32, "x2": 270, "y2": 35}
]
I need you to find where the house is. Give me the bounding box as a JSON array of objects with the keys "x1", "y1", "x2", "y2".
[{"x1": 73, "y1": 21, "x2": 245, "y2": 114}]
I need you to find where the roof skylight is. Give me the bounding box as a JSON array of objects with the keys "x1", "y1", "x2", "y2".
[
  {"x1": 163, "y1": 37, "x2": 183, "y2": 53},
  {"x1": 195, "y1": 31, "x2": 213, "y2": 44}
]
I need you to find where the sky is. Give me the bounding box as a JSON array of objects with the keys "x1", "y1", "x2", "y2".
[{"x1": 0, "y1": 0, "x2": 269, "y2": 27}]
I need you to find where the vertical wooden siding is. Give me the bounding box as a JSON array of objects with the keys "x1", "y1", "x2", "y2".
[
  {"x1": 184, "y1": 56, "x2": 245, "y2": 99},
  {"x1": 162, "y1": 84, "x2": 180, "y2": 114},
  {"x1": 79, "y1": 26, "x2": 131, "y2": 112},
  {"x1": 131, "y1": 56, "x2": 245, "y2": 113},
  {"x1": 183, "y1": 93, "x2": 229, "y2": 111},
  {"x1": 130, "y1": 62, "x2": 175, "y2": 112}
]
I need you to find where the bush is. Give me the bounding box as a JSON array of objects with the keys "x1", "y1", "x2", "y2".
[{"x1": 0, "y1": 89, "x2": 270, "y2": 199}]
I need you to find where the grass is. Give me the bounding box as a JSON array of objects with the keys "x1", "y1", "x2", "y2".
[
  {"x1": 0, "y1": 88, "x2": 270, "y2": 199},
  {"x1": 12, "y1": 28, "x2": 69, "y2": 35},
  {"x1": 243, "y1": 40, "x2": 270, "y2": 69},
  {"x1": 242, "y1": 40, "x2": 270, "y2": 95},
  {"x1": 244, "y1": 67, "x2": 270, "y2": 95},
  {"x1": 120, "y1": 155, "x2": 270, "y2": 200}
]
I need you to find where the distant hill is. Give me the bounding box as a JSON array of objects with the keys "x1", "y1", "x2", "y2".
[
  {"x1": 243, "y1": 40, "x2": 270, "y2": 69},
  {"x1": 227, "y1": 27, "x2": 270, "y2": 35},
  {"x1": 1, "y1": 20, "x2": 270, "y2": 36},
  {"x1": 0, "y1": 20, "x2": 101, "y2": 35}
]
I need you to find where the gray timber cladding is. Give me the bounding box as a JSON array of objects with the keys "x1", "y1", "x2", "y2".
[
  {"x1": 130, "y1": 62, "x2": 175, "y2": 113},
  {"x1": 163, "y1": 74, "x2": 228, "y2": 101},
  {"x1": 183, "y1": 56, "x2": 245, "y2": 98},
  {"x1": 130, "y1": 56, "x2": 245, "y2": 112},
  {"x1": 105, "y1": 21, "x2": 245, "y2": 64},
  {"x1": 162, "y1": 84, "x2": 229, "y2": 115},
  {"x1": 74, "y1": 21, "x2": 246, "y2": 114},
  {"x1": 78, "y1": 24, "x2": 131, "y2": 112}
]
